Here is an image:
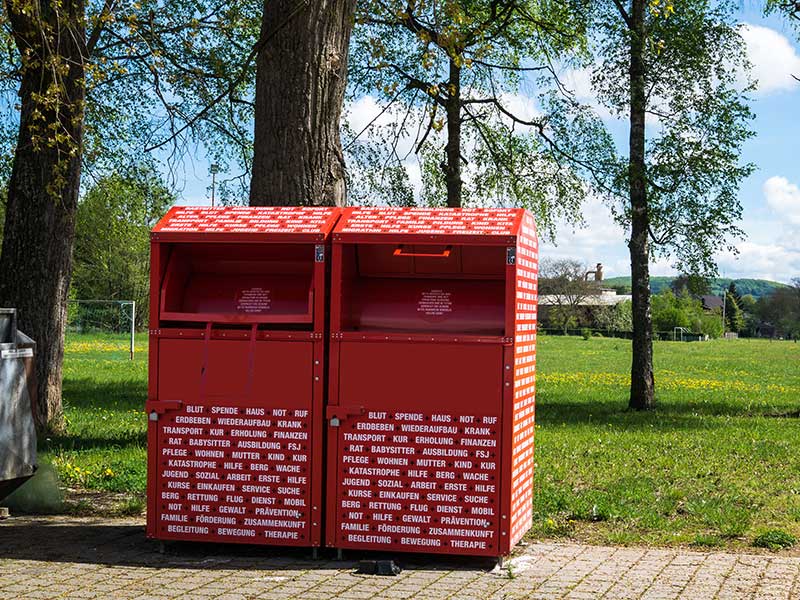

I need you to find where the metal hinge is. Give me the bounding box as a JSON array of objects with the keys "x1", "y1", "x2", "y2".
[
  {"x1": 315, "y1": 244, "x2": 325, "y2": 262},
  {"x1": 506, "y1": 247, "x2": 516, "y2": 266}
]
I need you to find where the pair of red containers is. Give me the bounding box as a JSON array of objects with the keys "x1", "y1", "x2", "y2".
[{"x1": 146, "y1": 206, "x2": 538, "y2": 560}]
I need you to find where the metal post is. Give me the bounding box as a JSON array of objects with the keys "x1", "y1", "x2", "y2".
[
  {"x1": 721, "y1": 292, "x2": 726, "y2": 338},
  {"x1": 130, "y1": 301, "x2": 136, "y2": 360},
  {"x1": 210, "y1": 163, "x2": 220, "y2": 207}
]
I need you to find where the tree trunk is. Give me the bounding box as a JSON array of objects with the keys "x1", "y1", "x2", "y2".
[
  {"x1": 627, "y1": 0, "x2": 655, "y2": 410},
  {"x1": 249, "y1": 0, "x2": 356, "y2": 207},
  {"x1": 445, "y1": 59, "x2": 462, "y2": 208},
  {"x1": 1, "y1": 0, "x2": 87, "y2": 432}
]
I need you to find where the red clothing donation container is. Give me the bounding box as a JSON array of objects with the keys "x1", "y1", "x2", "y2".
[
  {"x1": 325, "y1": 207, "x2": 538, "y2": 559},
  {"x1": 146, "y1": 206, "x2": 340, "y2": 549}
]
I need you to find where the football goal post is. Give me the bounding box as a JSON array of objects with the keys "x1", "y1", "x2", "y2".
[{"x1": 66, "y1": 299, "x2": 137, "y2": 360}]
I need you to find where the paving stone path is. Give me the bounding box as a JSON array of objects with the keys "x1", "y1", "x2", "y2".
[{"x1": 1, "y1": 516, "x2": 799, "y2": 599}]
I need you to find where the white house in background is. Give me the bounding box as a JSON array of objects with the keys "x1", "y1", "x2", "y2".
[
  {"x1": 539, "y1": 263, "x2": 632, "y2": 308},
  {"x1": 539, "y1": 288, "x2": 632, "y2": 307}
]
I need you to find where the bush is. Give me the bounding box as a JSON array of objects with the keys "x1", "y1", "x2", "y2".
[
  {"x1": 753, "y1": 529, "x2": 796, "y2": 550},
  {"x1": 699, "y1": 312, "x2": 724, "y2": 338},
  {"x1": 653, "y1": 306, "x2": 691, "y2": 332},
  {"x1": 594, "y1": 301, "x2": 632, "y2": 331},
  {"x1": 581, "y1": 328, "x2": 592, "y2": 340}
]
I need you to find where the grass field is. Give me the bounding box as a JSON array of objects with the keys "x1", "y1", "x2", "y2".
[
  {"x1": 534, "y1": 335, "x2": 800, "y2": 550},
  {"x1": 35, "y1": 333, "x2": 800, "y2": 550}
]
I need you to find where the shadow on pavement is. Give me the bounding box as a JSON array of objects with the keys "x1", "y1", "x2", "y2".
[{"x1": 0, "y1": 517, "x2": 499, "y2": 573}]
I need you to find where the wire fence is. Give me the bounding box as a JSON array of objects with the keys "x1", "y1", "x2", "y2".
[
  {"x1": 66, "y1": 300, "x2": 137, "y2": 359},
  {"x1": 538, "y1": 328, "x2": 710, "y2": 341}
]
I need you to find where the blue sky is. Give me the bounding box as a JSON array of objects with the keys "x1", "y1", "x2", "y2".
[
  {"x1": 177, "y1": 6, "x2": 800, "y2": 283},
  {"x1": 537, "y1": 8, "x2": 800, "y2": 283}
]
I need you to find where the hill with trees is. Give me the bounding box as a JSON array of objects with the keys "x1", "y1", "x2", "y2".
[{"x1": 603, "y1": 276, "x2": 787, "y2": 298}]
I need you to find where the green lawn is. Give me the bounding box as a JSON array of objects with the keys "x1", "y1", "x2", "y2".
[
  {"x1": 533, "y1": 335, "x2": 800, "y2": 550},
  {"x1": 38, "y1": 333, "x2": 800, "y2": 550},
  {"x1": 42, "y1": 334, "x2": 149, "y2": 498}
]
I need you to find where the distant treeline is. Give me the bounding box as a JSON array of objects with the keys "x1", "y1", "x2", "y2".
[{"x1": 603, "y1": 276, "x2": 788, "y2": 299}]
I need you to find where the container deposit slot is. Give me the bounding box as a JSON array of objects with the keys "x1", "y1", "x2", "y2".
[
  {"x1": 336, "y1": 243, "x2": 506, "y2": 335},
  {"x1": 159, "y1": 243, "x2": 315, "y2": 327}
]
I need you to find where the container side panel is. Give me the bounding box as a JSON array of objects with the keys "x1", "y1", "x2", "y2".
[
  {"x1": 509, "y1": 212, "x2": 538, "y2": 548},
  {"x1": 333, "y1": 341, "x2": 503, "y2": 556},
  {"x1": 153, "y1": 338, "x2": 315, "y2": 546},
  {"x1": 146, "y1": 241, "x2": 163, "y2": 538}
]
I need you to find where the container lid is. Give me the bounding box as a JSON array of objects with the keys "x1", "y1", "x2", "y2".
[
  {"x1": 152, "y1": 206, "x2": 341, "y2": 242},
  {"x1": 333, "y1": 207, "x2": 529, "y2": 243}
]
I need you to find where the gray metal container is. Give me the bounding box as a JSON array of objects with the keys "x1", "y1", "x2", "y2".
[
  {"x1": 0, "y1": 308, "x2": 37, "y2": 501},
  {"x1": 0, "y1": 308, "x2": 16, "y2": 344}
]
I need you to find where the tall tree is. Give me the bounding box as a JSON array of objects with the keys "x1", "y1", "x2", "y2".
[
  {"x1": 1, "y1": 0, "x2": 263, "y2": 194},
  {"x1": 1, "y1": 0, "x2": 89, "y2": 432},
  {"x1": 625, "y1": 0, "x2": 654, "y2": 409},
  {"x1": 345, "y1": 0, "x2": 606, "y2": 232},
  {"x1": 562, "y1": 0, "x2": 754, "y2": 409},
  {"x1": 0, "y1": 0, "x2": 262, "y2": 431},
  {"x1": 72, "y1": 168, "x2": 175, "y2": 328},
  {"x1": 727, "y1": 281, "x2": 741, "y2": 305},
  {"x1": 249, "y1": 0, "x2": 357, "y2": 206},
  {"x1": 724, "y1": 282, "x2": 743, "y2": 333}
]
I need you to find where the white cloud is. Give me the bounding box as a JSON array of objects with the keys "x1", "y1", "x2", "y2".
[
  {"x1": 497, "y1": 92, "x2": 542, "y2": 128},
  {"x1": 650, "y1": 256, "x2": 679, "y2": 278},
  {"x1": 345, "y1": 95, "x2": 427, "y2": 177},
  {"x1": 537, "y1": 175, "x2": 800, "y2": 283},
  {"x1": 561, "y1": 68, "x2": 615, "y2": 122},
  {"x1": 403, "y1": 159, "x2": 422, "y2": 192},
  {"x1": 712, "y1": 175, "x2": 800, "y2": 282},
  {"x1": 763, "y1": 175, "x2": 800, "y2": 224},
  {"x1": 716, "y1": 241, "x2": 800, "y2": 282},
  {"x1": 562, "y1": 68, "x2": 594, "y2": 99},
  {"x1": 739, "y1": 24, "x2": 800, "y2": 95},
  {"x1": 346, "y1": 95, "x2": 397, "y2": 135}
]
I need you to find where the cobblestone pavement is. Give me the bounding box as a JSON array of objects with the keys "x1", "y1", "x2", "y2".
[{"x1": 1, "y1": 516, "x2": 799, "y2": 599}]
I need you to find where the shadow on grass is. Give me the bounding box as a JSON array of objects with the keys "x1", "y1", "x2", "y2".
[
  {"x1": 63, "y1": 377, "x2": 147, "y2": 411},
  {"x1": 0, "y1": 519, "x2": 498, "y2": 571},
  {"x1": 535, "y1": 396, "x2": 786, "y2": 429},
  {"x1": 39, "y1": 431, "x2": 147, "y2": 453},
  {"x1": 39, "y1": 378, "x2": 148, "y2": 452}
]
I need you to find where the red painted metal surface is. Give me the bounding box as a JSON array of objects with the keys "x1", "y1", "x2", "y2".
[
  {"x1": 147, "y1": 206, "x2": 340, "y2": 548},
  {"x1": 326, "y1": 207, "x2": 538, "y2": 558},
  {"x1": 153, "y1": 206, "x2": 339, "y2": 238},
  {"x1": 335, "y1": 207, "x2": 520, "y2": 236},
  {"x1": 508, "y1": 212, "x2": 538, "y2": 551}
]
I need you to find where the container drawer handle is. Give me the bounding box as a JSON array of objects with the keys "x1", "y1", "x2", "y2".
[
  {"x1": 393, "y1": 245, "x2": 452, "y2": 258},
  {"x1": 326, "y1": 405, "x2": 364, "y2": 426},
  {"x1": 146, "y1": 400, "x2": 183, "y2": 417}
]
